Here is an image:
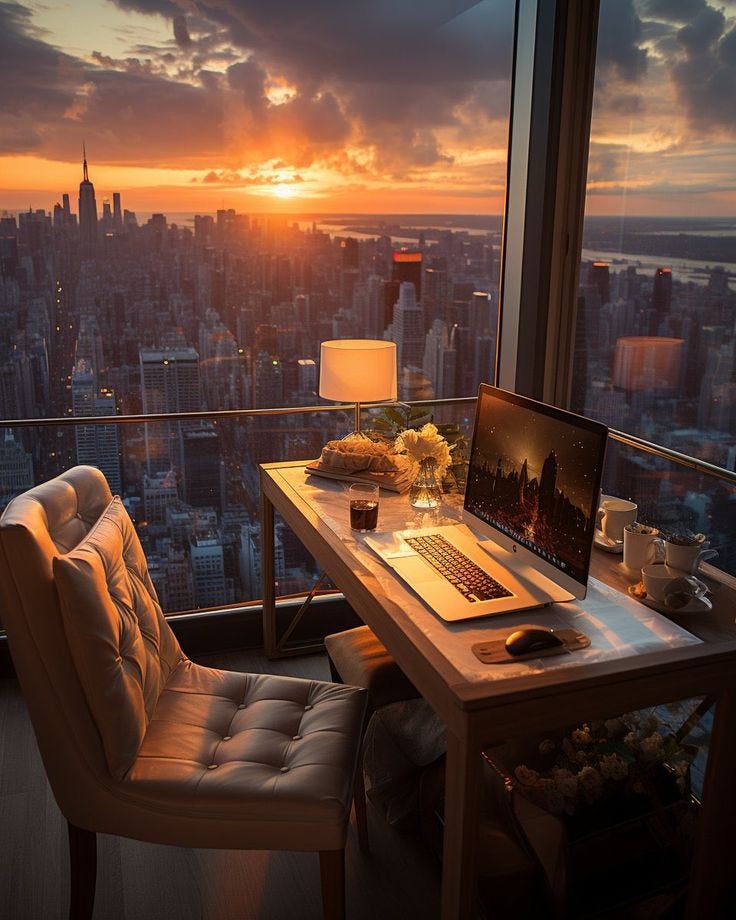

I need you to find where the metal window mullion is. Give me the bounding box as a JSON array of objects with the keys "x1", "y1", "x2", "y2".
[{"x1": 498, "y1": 0, "x2": 600, "y2": 402}]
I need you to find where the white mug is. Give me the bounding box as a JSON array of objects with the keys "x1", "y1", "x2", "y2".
[
  {"x1": 641, "y1": 564, "x2": 708, "y2": 607},
  {"x1": 598, "y1": 498, "x2": 637, "y2": 543},
  {"x1": 665, "y1": 538, "x2": 717, "y2": 574},
  {"x1": 641, "y1": 564, "x2": 682, "y2": 604},
  {"x1": 623, "y1": 524, "x2": 663, "y2": 574}
]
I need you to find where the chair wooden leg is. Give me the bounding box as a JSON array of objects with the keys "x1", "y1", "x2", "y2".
[
  {"x1": 353, "y1": 759, "x2": 370, "y2": 855},
  {"x1": 67, "y1": 821, "x2": 96, "y2": 920},
  {"x1": 319, "y1": 849, "x2": 345, "y2": 920}
]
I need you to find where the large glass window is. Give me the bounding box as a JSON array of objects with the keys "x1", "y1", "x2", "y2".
[
  {"x1": 0, "y1": 1, "x2": 514, "y2": 611},
  {"x1": 573, "y1": 0, "x2": 736, "y2": 463},
  {"x1": 571, "y1": 0, "x2": 736, "y2": 573}
]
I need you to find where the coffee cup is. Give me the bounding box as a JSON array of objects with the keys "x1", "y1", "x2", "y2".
[
  {"x1": 641, "y1": 564, "x2": 682, "y2": 604},
  {"x1": 640, "y1": 563, "x2": 707, "y2": 606},
  {"x1": 598, "y1": 498, "x2": 637, "y2": 543},
  {"x1": 623, "y1": 523, "x2": 663, "y2": 575},
  {"x1": 664, "y1": 535, "x2": 717, "y2": 574}
]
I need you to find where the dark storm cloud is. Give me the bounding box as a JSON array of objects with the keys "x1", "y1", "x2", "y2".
[
  {"x1": 47, "y1": 68, "x2": 225, "y2": 163},
  {"x1": 677, "y1": 4, "x2": 725, "y2": 52},
  {"x1": 670, "y1": 7, "x2": 736, "y2": 135},
  {"x1": 0, "y1": 1, "x2": 84, "y2": 151},
  {"x1": 4, "y1": 0, "x2": 516, "y2": 175},
  {"x1": 607, "y1": 92, "x2": 644, "y2": 115},
  {"x1": 227, "y1": 59, "x2": 267, "y2": 113},
  {"x1": 585, "y1": 144, "x2": 630, "y2": 185},
  {"x1": 642, "y1": 0, "x2": 708, "y2": 22},
  {"x1": 172, "y1": 14, "x2": 192, "y2": 49},
  {"x1": 110, "y1": 0, "x2": 514, "y2": 167},
  {"x1": 596, "y1": 0, "x2": 648, "y2": 82}
]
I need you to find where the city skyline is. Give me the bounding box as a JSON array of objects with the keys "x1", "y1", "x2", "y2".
[{"x1": 1, "y1": 0, "x2": 735, "y2": 215}]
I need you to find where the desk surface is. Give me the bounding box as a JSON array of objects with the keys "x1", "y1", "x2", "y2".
[
  {"x1": 261, "y1": 460, "x2": 736, "y2": 919},
  {"x1": 263, "y1": 461, "x2": 736, "y2": 723}
]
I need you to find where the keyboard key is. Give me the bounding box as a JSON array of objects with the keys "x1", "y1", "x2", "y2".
[{"x1": 405, "y1": 535, "x2": 513, "y2": 603}]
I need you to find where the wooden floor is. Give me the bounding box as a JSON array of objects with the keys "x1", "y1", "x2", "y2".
[{"x1": 0, "y1": 648, "x2": 441, "y2": 920}]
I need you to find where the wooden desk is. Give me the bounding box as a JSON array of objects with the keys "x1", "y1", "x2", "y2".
[{"x1": 261, "y1": 461, "x2": 736, "y2": 919}]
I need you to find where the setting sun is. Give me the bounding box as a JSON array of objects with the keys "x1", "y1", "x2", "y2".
[{"x1": 272, "y1": 184, "x2": 297, "y2": 199}]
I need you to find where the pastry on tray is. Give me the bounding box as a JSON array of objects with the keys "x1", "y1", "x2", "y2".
[{"x1": 319, "y1": 436, "x2": 408, "y2": 474}]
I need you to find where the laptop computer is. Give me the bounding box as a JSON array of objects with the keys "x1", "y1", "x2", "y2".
[{"x1": 365, "y1": 384, "x2": 609, "y2": 621}]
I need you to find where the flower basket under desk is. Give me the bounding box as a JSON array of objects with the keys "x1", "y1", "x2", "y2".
[{"x1": 482, "y1": 744, "x2": 699, "y2": 917}]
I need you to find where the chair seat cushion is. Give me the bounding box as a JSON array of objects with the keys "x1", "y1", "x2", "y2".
[
  {"x1": 325, "y1": 625, "x2": 419, "y2": 711},
  {"x1": 121, "y1": 661, "x2": 366, "y2": 847}
]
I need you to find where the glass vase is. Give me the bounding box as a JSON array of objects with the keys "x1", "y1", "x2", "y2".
[{"x1": 409, "y1": 457, "x2": 443, "y2": 510}]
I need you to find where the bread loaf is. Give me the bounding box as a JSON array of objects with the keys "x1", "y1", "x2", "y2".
[{"x1": 320, "y1": 437, "x2": 405, "y2": 473}]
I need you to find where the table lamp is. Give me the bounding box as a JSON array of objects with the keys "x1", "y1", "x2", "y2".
[{"x1": 319, "y1": 339, "x2": 398, "y2": 435}]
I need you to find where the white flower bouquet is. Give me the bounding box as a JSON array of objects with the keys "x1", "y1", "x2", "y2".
[
  {"x1": 501, "y1": 711, "x2": 694, "y2": 824},
  {"x1": 394, "y1": 423, "x2": 452, "y2": 480}
]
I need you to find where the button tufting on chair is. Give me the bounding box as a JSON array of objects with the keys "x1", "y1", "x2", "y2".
[{"x1": 0, "y1": 466, "x2": 367, "y2": 920}]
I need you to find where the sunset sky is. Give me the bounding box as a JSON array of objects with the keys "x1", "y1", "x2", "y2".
[{"x1": 0, "y1": 0, "x2": 734, "y2": 216}]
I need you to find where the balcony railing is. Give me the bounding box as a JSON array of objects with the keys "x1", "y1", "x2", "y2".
[{"x1": 2, "y1": 398, "x2": 735, "y2": 624}]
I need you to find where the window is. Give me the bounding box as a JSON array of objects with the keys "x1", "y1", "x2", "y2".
[
  {"x1": 0, "y1": 1, "x2": 515, "y2": 611},
  {"x1": 570, "y1": 0, "x2": 736, "y2": 572},
  {"x1": 573, "y1": 0, "x2": 736, "y2": 473}
]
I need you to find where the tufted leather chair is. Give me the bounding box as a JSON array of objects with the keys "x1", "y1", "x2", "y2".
[{"x1": 0, "y1": 466, "x2": 366, "y2": 920}]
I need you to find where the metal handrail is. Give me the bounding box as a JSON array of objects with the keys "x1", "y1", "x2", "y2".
[
  {"x1": 607, "y1": 428, "x2": 736, "y2": 486},
  {"x1": 2, "y1": 395, "x2": 734, "y2": 485},
  {"x1": 0, "y1": 396, "x2": 478, "y2": 429}
]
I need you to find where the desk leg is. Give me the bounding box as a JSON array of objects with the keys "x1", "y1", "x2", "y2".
[
  {"x1": 685, "y1": 686, "x2": 736, "y2": 918},
  {"x1": 441, "y1": 727, "x2": 481, "y2": 920},
  {"x1": 260, "y1": 489, "x2": 277, "y2": 658}
]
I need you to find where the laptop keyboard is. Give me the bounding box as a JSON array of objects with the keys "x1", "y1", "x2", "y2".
[{"x1": 404, "y1": 534, "x2": 514, "y2": 603}]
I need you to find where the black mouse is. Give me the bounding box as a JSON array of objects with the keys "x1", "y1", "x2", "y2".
[{"x1": 505, "y1": 627, "x2": 564, "y2": 656}]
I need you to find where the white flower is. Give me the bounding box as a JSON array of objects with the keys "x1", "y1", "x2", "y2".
[
  {"x1": 394, "y1": 423, "x2": 452, "y2": 478},
  {"x1": 639, "y1": 732, "x2": 664, "y2": 760},
  {"x1": 551, "y1": 768, "x2": 578, "y2": 799},
  {"x1": 578, "y1": 765, "x2": 604, "y2": 803},
  {"x1": 572, "y1": 726, "x2": 592, "y2": 746},
  {"x1": 641, "y1": 714, "x2": 658, "y2": 735},
  {"x1": 599, "y1": 753, "x2": 628, "y2": 781}
]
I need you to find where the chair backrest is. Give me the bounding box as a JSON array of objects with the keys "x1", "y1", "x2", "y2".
[{"x1": 0, "y1": 466, "x2": 184, "y2": 817}]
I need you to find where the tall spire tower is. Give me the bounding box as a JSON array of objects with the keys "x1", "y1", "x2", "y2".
[{"x1": 78, "y1": 144, "x2": 98, "y2": 255}]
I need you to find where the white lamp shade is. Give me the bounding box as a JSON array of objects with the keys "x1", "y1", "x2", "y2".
[{"x1": 319, "y1": 340, "x2": 397, "y2": 402}]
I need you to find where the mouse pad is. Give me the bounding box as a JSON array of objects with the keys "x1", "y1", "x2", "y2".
[{"x1": 471, "y1": 629, "x2": 591, "y2": 664}]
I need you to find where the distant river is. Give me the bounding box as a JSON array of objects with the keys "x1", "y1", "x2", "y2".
[{"x1": 580, "y1": 248, "x2": 736, "y2": 288}]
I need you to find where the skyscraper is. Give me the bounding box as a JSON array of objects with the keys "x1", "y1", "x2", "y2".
[
  {"x1": 392, "y1": 250, "x2": 422, "y2": 300},
  {"x1": 112, "y1": 192, "x2": 122, "y2": 230},
  {"x1": 140, "y1": 347, "x2": 201, "y2": 473},
  {"x1": 71, "y1": 361, "x2": 121, "y2": 494},
  {"x1": 78, "y1": 146, "x2": 98, "y2": 255},
  {"x1": 651, "y1": 267, "x2": 672, "y2": 334},
  {"x1": 390, "y1": 281, "x2": 425, "y2": 374}
]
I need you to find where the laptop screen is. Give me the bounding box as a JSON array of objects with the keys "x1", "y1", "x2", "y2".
[{"x1": 463, "y1": 385, "x2": 608, "y2": 598}]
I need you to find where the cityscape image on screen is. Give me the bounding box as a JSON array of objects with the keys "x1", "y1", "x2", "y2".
[{"x1": 465, "y1": 390, "x2": 607, "y2": 585}]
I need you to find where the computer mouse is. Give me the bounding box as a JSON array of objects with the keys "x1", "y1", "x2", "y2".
[{"x1": 505, "y1": 627, "x2": 564, "y2": 656}]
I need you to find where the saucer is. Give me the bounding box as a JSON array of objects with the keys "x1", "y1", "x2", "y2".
[
  {"x1": 627, "y1": 584, "x2": 712, "y2": 615},
  {"x1": 594, "y1": 528, "x2": 623, "y2": 554}
]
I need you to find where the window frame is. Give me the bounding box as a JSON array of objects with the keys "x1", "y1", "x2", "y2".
[{"x1": 498, "y1": 0, "x2": 600, "y2": 406}]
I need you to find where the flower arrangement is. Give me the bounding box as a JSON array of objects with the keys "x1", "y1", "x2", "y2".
[
  {"x1": 394, "y1": 422, "x2": 452, "y2": 480},
  {"x1": 508, "y1": 712, "x2": 693, "y2": 820}
]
